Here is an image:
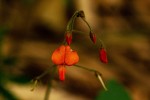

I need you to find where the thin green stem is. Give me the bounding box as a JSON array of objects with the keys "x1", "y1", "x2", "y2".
[
  {"x1": 66, "y1": 11, "x2": 82, "y2": 31},
  {"x1": 66, "y1": 18, "x2": 73, "y2": 31},
  {"x1": 70, "y1": 16, "x2": 76, "y2": 32},
  {"x1": 44, "y1": 66, "x2": 57, "y2": 100},
  {"x1": 64, "y1": 11, "x2": 85, "y2": 45},
  {"x1": 97, "y1": 38, "x2": 105, "y2": 49},
  {"x1": 80, "y1": 17, "x2": 92, "y2": 32},
  {"x1": 31, "y1": 65, "x2": 56, "y2": 91},
  {"x1": 74, "y1": 64, "x2": 107, "y2": 91},
  {"x1": 74, "y1": 64, "x2": 97, "y2": 73},
  {"x1": 44, "y1": 80, "x2": 51, "y2": 100},
  {"x1": 79, "y1": 16, "x2": 106, "y2": 49},
  {"x1": 36, "y1": 65, "x2": 56, "y2": 80},
  {"x1": 67, "y1": 29, "x2": 105, "y2": 49},
  {"x1": 72, "y1": 30, "x2": 89, "y2": 35}
]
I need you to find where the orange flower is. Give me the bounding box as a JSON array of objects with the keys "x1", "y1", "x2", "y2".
[{"x1": 51, "y1": 45, "x2": 79, "y2": 81}]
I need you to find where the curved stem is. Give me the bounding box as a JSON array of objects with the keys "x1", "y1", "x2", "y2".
[
  {"x1": 74, "y1": 64, "x2": 98, "y2": 73},
  {"x1": 72, "y1": 30, "x2": 89, "y2": 35},
  {"x1": 64, "y1": 11, "x2": 85, "y2": 45},
  {"x1": 74, "y1": 64, "x2": 107, "y2": 91},
  {"x1": 34, "y1": 65, "x2": 56, "y2": 80},
  {"x1": 80, "y1": 17, "x2": 92, "y2": 32},
  {"x1": 66, "y1": 10, "x2": 83, "y2": 31},
  {"x1": 71, "y1": 30, "x2": 105, "y2": 51},
  {"x1": 97, "y1": 38, "x2": 105, "y2": 49},
  {"x1": 70, "y1": 13, "x2": 77, "y2": 31},
  {"x1": 31, "y1": 65, "x2": 56, "y2": 91}
]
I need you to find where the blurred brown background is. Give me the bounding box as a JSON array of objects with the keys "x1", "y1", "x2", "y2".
[{"x1": 0, "y1": 0, "x2": 150, "y2": 100}]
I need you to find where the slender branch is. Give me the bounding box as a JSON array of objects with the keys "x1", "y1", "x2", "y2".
[
  {"x1": 62, "y1": 29, "x2": 89, "y2": 45},
  {"x1": 31, "y1": 65, "x2": 56, "y2": 91},
  {"x1": 37, "y1": 65, "x2": 56, "y2": 80},
  {"x1": 70, "y1": 13, "x2": 77, "y2": 31},
  {"x1": 44, "y1": 66, "x2": 57, "y2": 100},
  {"x1": 74, "y1": 64, "x2": 98, "y2": 73},
  {"x1": 80, "y1": 17, "x2": 92, "y2": 32},
  {"x1": 66, "y1": 10, "x2": 83, "y2": 31},
  {"x1": 97, "y1": 38, "x2": 105, "y2": 49},
  {"x1": 44, "y1": 80, "x2": 51, "y2": 100},
  {"x1": 72, "y1": 30, "x2": 89, "y2": 35},
  {"x1": 74, "y1": 64, "x2": 107, "y2": 91},
  {"x1": 79, "y1": 16, "x2": 106, "y2": 49}
]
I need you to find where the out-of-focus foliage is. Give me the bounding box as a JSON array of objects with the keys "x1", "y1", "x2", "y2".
[
  {"x1": 96, "y1": 80, "x2": 132, "y2": 100},
  {"x1": 0, "y1": 27, "x2": 7, "y2": 39},
  {"x1": 0, "y1": 27, "x2": 18, "y2": 100},
  {"x1": 0, "y1": 0, "x2": 150, "y2": 100},
  {"x1": 0, "y1": 26, "x2": 31, "y2": 100}
]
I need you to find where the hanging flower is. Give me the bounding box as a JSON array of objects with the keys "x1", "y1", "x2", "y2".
[
  {"x1": 65, "y1": 32, "x2": 72, "y2": 45},
  {"x1": 89, "y1": 32, "x2": 96, "y2": 44},
  {"x1": 51, "y1": 45, "x2": 79, "y2": 81},
  {"x1": 99, "y1": 48, "x2": 108, "y2": 63}
]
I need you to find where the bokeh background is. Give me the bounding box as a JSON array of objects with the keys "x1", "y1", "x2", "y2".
[{"x1": 0, "y1": 0, "x2": 150, "y2": 100}]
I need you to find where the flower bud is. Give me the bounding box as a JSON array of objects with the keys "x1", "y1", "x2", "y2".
[
  {"x1": 99, "y1": 48, "x2": 108, "y2": 63},
  {"x1": 90, "y1": 32, "x2": 96, "y2": 44},
  {"x1": 65, "y1": 32, "x2": 72, "y2": 45}
]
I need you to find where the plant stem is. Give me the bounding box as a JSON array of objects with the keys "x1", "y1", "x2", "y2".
[
  {"x1": 80, "y1": 17, "x2": 92, "y2": 32},
  {"x1": 31, "y1": 65, "x2": 56, "y2": 91},
  {"x1": 74, "y1": 64, "x2": 107, "y2": 91},
  {"x1": 36, "y1": 65, "x2": 56, "y2": 80},
  {"x1": 74, "y1": 64, "x2": 98, "y2": 73},
  {"x1": 72, "y1": 30, "x2": 88, "y2": 35},
  {"x1": 44, "y1": 66, "x2": 57, "y2": 100},
  {"x1": 66, "y1": 11, "x2": 80, "y2": 31},
  {"x1": 44, "y1": 80, "x2": 51, "y2": 100},
  {"x1": 97, "y1": 38, "x2": 107, "y2": 49}
]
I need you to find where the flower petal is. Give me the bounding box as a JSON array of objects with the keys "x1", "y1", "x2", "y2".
[
  {"x1": 51, "y1": 45, "x2": 65, "y2": 65},
  {"x1": 65, "y1": 46, "x2": 79, "y2": 66},
  {"x1": 58, "y1": 65, "x2": 66, "y2": 81},
  {"x1": 51, "y1": 45, "x2": 79, "y2": 66}
]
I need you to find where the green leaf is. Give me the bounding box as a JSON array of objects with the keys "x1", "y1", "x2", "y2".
[
  {"x1": 10, "y1": 75, "x2": 31, "y2": 84},
  {"x1": 2, "y1": 56, "x2": 17, "y2": 66},
  {"x1": 0, "y1": 84, "x2": 19, "y2": 100},
  {"x1": 21, "y1": 0, "x2": 36, "y2": 6},
  {"x1": 95, "y1": 80, "x2": 132, "y2": 100}
]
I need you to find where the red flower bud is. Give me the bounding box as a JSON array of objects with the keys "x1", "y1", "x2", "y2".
[
  {"x1": 90, "y1": 32, "x2": 96, "y2": 44},
  {"x1": 99, "y1": 48, "x2": 108, "y2": 63},
  {"x1": 66, "y1": 32, "x2": 72, "y2": 45},
  {"x1": 58, "y1": 65, "x2": 66, "y2": 81}
]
